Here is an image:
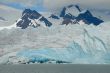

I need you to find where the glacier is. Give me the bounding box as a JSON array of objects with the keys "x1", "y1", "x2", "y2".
[
  {"x1": 0, "y1": 24, "x2": 110, "y2": 64},
  {"x1": 15, "y1": 28, "x2": 110, "y2": 64}
]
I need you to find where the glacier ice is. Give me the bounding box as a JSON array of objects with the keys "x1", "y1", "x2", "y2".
[
  {"x1": 0, "y1": 20, "x2": 110, "y2": 64},
  {"x1": 16, "y1": 29, "x2": 110, "y2": 64},
  {"x1": 0, "y1": 28, "x2": 109, "y2": 64}
]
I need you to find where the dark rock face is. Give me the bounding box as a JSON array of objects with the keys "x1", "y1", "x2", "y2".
[
  {"x1": 40, "y1": 17, "x2": 52, "y2": 27},
  {"x1": 62, "y1": 18, "x2": 72, "y2": 25},
  {"x1": 61, "y1": 13, "x2": 75, "y2": 25},
  {"x1": 64, "y1": 13, "x2": 75, "y2": 20},
  {"x1": 60, "y1": 5, "x2": 104, "y2": 25},
  {"x1": 60, "y1": 5, "x2": 80, "y2": 25},
  {"x1": 74, "y1": 5, "x2": 81, "y2": 12},
  {"x1": 22, "y1": 9, "x2": 41, "y2": 19},
  {"x1": 17, "y1": 18, "x2": 31, "y2": 29},
  {"x1": 49, "y1": 14, "x2": 59, "y2": 19},
  {"x1": 16, "y1": 9, "x2": 52, "y2": 29},
  {"x1": 76, "y1": 10, "x2": 104, "y2": 25},
  {"x1": 60, "y1": 7, "x2": 66, "y2": 17}
]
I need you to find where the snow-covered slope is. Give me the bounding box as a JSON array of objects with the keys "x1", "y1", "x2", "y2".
[{"x1": 0, "y1": 24, "x2": 17, "y2": 30}]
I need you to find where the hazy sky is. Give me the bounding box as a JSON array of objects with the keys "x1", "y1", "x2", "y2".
[{"x1": 0, "y1": 0, "x2": 110, "y2": 11}]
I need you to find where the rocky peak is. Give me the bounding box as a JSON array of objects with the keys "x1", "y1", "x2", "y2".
[
  {"x1": 16, "y1": 9, "x2": 52, "y2": 29},
  {"x1": 76, "y1": 10, "x2": 104, "y2": 25}
]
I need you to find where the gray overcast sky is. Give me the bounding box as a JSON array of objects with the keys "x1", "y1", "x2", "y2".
[
  {"x1": 43, "y1": 0, "x2": 110, "y2": 10},
  {"x1": 0, "y1": 0, "x2": 110, "y2": 10}
]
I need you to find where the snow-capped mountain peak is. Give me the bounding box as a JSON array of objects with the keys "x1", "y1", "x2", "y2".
[{"x1": 16, "y1": 9, "x2": 52, "y2": 29}]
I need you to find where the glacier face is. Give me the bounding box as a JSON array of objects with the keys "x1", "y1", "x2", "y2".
[
  {"x1": 15, "y1": 29, "x2": 110, "y2": 64},
  {"x1": 0, "y1": 25, "x2": 110, "y2": 64}
]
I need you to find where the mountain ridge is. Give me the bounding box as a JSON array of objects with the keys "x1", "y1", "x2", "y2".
[
  {"x1": 14, "y1": 5, "x2": 104, "y2": 29},
  {"x1": 16, "y1": 9, "x2": 52, "y2": 29}
]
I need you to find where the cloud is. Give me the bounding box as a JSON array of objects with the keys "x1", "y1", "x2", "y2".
[
  {"x1": 0, "y1": 0, "x2": 42, "y2": 7},
  {"x1": 43, "y1": 0, "x2": 110, "y2": 11},
  {"x1": 0, "y1": 4, "x2": 21, "y2": 26},
  {"x1": 0, "y1": 0, "x2": 110, "y2": 11},
  {"x1": 43, "y1": 0, "x2": 77, "y2": 10}
]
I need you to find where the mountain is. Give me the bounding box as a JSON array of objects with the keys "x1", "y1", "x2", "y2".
[
  {"x1": 60, "y1": 5, "x2": 81, "y2": 17},
  {"x1": 49, "y1": 14, "x2": 59, "y2": 19},
  {"x1": 14, "y1": 5, "x2": 104, "y2": 29},
  {"x1": 59, "y1": 5, "x2": 104, "y2": 25},
  {"x1": 76, "y1": 10, "x2": 104, "y2": 25},
  {"x1": 16, "y1": 9, "x2": 52, "y2": 29}
]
